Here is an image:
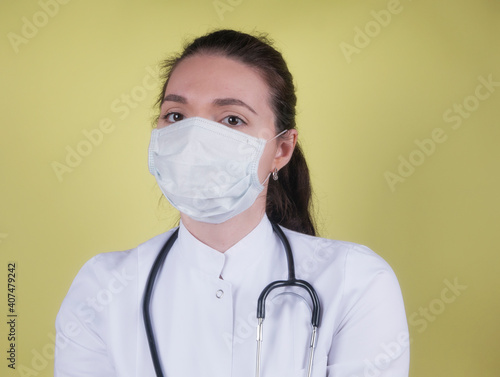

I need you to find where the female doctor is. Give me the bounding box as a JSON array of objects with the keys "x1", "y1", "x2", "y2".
[{"x1": 55, "y1": 29, "x2": 409, "y2": 377}]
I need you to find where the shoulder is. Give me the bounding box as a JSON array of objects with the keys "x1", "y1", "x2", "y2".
[
  {"x1": 279, "y1": 226, "x2": 395, "y2": 282},
  {"x1": 279, "y1": 226, "x2": 408, "y2": 346},
  {"x1": 75, "y1": 229, "x2": 177, "y2": 283},
  {"x1": 279, "y1": 226, "x2": 405, "y2": 319},
  {"x1": 58, "y1": 229, "x2": 178, "y2": 311},
  {"x1": 56, "y1": 229, "x2": 178, "y2": 333}
]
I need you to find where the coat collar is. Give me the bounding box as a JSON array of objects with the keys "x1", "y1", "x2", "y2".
[{"x1": 176, "y1": 214, "x2": 274, "y2": 286}]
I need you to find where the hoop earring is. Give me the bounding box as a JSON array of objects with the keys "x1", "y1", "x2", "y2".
[{"x1": 272, "y1": 168, "x2": 279, "y2": 181}]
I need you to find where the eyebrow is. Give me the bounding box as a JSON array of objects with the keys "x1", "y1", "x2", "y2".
[
  {"x1": 162, "y1": 94, "x2": 257, "y2": 115},
  {"x1": 162, "y1": 94, "x2": 187, "y2": 104},
  {"x1": 212, "y1": 98, "x2": 257, "y2": 115}
]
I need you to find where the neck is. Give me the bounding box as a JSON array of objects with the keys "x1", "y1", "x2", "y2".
[{"x1": 180, "y1": 194, "x2": 267, "y2": 253}]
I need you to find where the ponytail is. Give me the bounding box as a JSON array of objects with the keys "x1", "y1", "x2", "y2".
[{"x1": 266, "y1": 143, "x2": 316, "y2": 236}]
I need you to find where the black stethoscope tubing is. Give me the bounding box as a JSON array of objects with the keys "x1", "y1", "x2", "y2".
[{"x1": 143, "y1": 221, "x2": 321, "y2": 377}]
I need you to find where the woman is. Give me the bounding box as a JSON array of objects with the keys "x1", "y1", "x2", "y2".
[{"x1": 55, "y1": 29, "x2": 409, "y2": 377}]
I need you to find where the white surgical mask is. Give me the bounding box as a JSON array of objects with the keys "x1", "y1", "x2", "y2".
[{"x1": 148, "y1": 117, "x2": 286, "y2": 224}]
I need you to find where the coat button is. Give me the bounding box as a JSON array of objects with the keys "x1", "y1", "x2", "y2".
[{"x1": 216, "y1": 289, "x2": 224, "y2": 299}]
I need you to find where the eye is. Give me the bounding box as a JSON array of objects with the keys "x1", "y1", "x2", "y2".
[
  {"x1": 221, "y1": 115, "x2": 247, "y2": 127},
  {"x1": 163, "y1": 112, "x2": 184, "y2": 123}
]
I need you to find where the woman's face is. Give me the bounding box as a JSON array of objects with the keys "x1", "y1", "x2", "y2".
[{"x1": 157, "y1": 53, "x2": 291, "y2": 184}]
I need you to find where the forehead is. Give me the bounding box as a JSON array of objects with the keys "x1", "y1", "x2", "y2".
[{"x1": 165, "y1": 54, "x2": 271, "y2": 106}]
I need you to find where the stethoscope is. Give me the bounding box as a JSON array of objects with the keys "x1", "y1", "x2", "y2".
[{"x1": 142, "y1": 221, "x2": 321, "y2": 377}]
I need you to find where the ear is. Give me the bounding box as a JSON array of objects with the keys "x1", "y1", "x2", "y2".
[{"x1": 273, "y1": 129, "x2": 298, "y2": 170}]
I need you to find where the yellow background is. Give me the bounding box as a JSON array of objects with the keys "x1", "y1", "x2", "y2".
[{"x1": 1, "y1": 0, "x2": 499, "y2": 376}]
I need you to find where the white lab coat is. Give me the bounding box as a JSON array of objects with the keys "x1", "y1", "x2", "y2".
[{"x1": 55, "y1": 215, "x2": 409, "y2": 376}]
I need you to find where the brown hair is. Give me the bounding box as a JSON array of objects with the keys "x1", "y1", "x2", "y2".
[{"x1": 156, "y1": 29, "x2": 316, "y2": 236}]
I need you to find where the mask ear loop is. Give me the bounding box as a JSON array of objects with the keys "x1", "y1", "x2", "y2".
[
  {"x1": 268, "y1": 128, "x2": 289, "y2": 142},
  {"x1": 260, "y1": 129, "x2": 289, "y2": 185}
]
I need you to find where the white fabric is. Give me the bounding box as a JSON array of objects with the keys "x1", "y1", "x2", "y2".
[
  {"x1": 55, "y1": 215, "x2": 409, "y2": 377},
  {"x1": 148, "y1": 117, "x2": 283, "y2": 224}
]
